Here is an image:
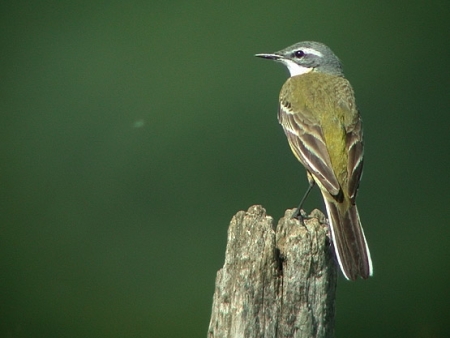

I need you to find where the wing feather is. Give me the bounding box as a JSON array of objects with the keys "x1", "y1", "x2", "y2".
[
  {"x1": 346, "y1": 117, "x2": 364, "y2": 201},
  {"x1": 278, "y1": 103, "x2": 341, "y2": 197}
]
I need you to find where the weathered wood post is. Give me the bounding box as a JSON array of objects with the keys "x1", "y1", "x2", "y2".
[{"x1": 208, "y1": 205, "x2": 337, "y2": 338}]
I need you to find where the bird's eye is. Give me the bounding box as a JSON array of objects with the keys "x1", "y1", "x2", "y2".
[{"x1": 294, "y1": 50, "x2": 305, "y2": 58}]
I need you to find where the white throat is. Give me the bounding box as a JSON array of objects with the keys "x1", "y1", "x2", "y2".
[{"x1": 281, "y1": 59, "x2": 313, "y2": 77}]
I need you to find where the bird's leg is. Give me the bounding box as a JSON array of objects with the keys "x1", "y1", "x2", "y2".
[{"x1": 292, "y1": 174, "x2": 315, "y2": 220}]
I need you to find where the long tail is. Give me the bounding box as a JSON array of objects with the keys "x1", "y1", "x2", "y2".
[{"x1": 323, "y1": 198, "x2": 373, "y2": 280}]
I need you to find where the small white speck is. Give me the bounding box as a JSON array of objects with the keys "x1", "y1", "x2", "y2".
[{"x1": 133, "y1": 119, "x2": 145, "y2": 128}]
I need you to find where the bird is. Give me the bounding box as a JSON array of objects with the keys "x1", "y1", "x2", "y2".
[{"x1": 255, "y1": 41, "x2": 373, "y2": 280}]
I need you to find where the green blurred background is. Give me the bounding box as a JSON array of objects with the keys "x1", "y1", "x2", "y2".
[{"x1": 1, "y1": 1, "x2": 449, "y2": 337}]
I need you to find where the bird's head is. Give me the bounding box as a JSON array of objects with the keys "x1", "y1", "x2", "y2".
[{"x1": 255, "y1": 41, "x2": 344, "y2": 77}]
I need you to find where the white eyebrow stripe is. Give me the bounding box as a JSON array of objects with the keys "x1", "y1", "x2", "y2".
[{"x1": 302, "y1": 48, "x2": 323, "y2": 57}]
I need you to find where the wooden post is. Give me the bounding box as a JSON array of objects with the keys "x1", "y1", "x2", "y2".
[{"x1": 208, "y1": 205, "x2": 337, "y2": 338}]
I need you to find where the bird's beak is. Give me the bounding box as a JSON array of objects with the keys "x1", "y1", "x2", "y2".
[{"x1": 254, "y1": 53, "x2": 281, "y2": 60}]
